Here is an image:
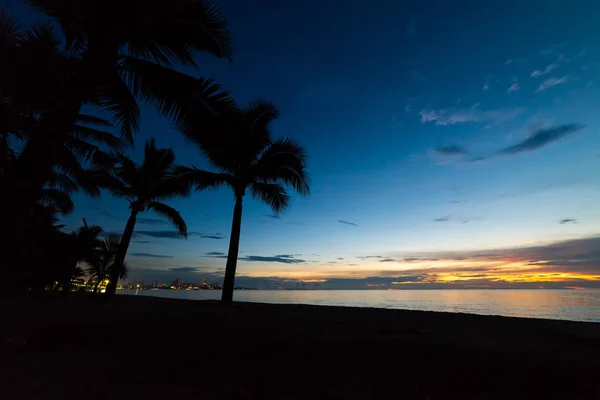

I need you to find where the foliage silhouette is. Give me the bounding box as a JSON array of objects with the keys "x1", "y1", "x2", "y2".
[
  {"x1": 98, "y1": 139, "x2": 190, "y2": 296},
  {"x1": 177, "y1": 100, "x2": 310, "y2": 303}
]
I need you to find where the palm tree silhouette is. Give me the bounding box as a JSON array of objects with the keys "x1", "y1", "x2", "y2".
[
  {"x1": 1, "y1": 3, "x2": 234, "y2": 249},
  {"x1": 100, "y1": 139, "x2": 189, "y2": 296},
  {"x1": 59, "y1": 219, "x2": 104, "y2": 293},
  {"x1": 178, "y1": 100, "x2": 310, "y2": 303},
  {"x1": 87, "y1": 234, "x2": 127, "y2": 293}
]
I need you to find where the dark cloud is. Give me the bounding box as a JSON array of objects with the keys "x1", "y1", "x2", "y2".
[
  {"x1": 205, "y1": 252, "x2": 226, "y2": 256},
  {"x1": 434, "y1": 217, "x2": 449, "y2": 222},
  {"x1": 132, "y1": 240, "x2": 154, "y2": 244},
  {"x1": 266, "y1": 214, "x2": 282, "y2": 220},
  {"x1": 379, "y1": 258, "x2": 396, "y2": 262},
  {"x1": 356, "y1": 255, "x2": 384, "y2": 260},
  {"x1": 339, "y1": 220, "x2": 358, "y2": 227},
  {"x1": 135, "y1": 231, "x2": 225, "y2": 240},
  {"x1": 450, "y1": 200, "x2": 468, "y2": 204},
  {"x1": 433, "y1": 146, "x2": 469, "y2": 156},
  {"x1": 497, "y1": 123, "x2": 586, "y2": 155},
  {"x1": 136, "y1": 231, "x2": 187, "y2": 239},
  {"x1": 131, "y1": 252, "x2": 174, "y2": 259},
  {"x1": 337, "y1": 257, "x2": 344, "y2": 260},
  {"x1": 240, "y1": 255, "x2": 306, "y2": 264},
  {"x1": 137, "y1": 217, "x2": 166, "y2": 225},
  {"x1": 559, "y1": 218, "x2": 577, "y2": 224},
  {"x1": 169, "y1": 267, "x2": 200, "y2": 273}
]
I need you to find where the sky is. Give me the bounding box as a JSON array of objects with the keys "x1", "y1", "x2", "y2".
[{"x1": 7, "y1": 0, "x2": 600, "y2": 289}]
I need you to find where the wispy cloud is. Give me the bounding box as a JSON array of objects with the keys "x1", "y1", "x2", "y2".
[
  {"x1": 379, "y1": 258, "x2": 396, "y2": 262},
  {"x1": 536, "y1": 76, "x2": 568, "y2": 92},
  {"x1": 265, "y1": 214, "x2": 282, "y2": 220},
  {"x1": 559, "y1": 218, "x2": 577, "y2": 224},
  {"x1": 205, "y1": 252, "x2": 226, "y2": 256},
  {"x1": 434, "y1": 217, "x2": 449, "y2": 222},
  {"x1": 420, "y1": 105, "x2": 522, "y2": 126},
  {"x1": 531, "y1": 62, "x2": 558, "y2": 77},
  {"x1": 356, "y1": 255, "x2": 384, "y2": 260},
  {"x1": 339, "y1": 220, "x2": 358, "y2": 227},
  {"x1": 134, "y1": 231, "x2": 225, "y2": 240},
  {"x1": 433, "y1": 146, "x2": 468, "y2": 156},
  {"x1": 497, "y1": 123, "x2": 586, "y2": 155},
  {"x1": 507, "y1": 81, "x2": 520, "y2": 93},
  {"x1": 131, "y1": 252, "x2": 174, "y2": 259},
  {"x1": 240, "y1": 255, "x2": 306, "y2": 264}
]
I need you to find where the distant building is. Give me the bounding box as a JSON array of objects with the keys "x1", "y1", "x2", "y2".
[{"x1": 173, "y1": 277, "x2": 182, "y2": 288}]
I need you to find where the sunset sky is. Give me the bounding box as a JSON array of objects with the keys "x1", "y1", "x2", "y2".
[{"x1": 9, "y1": 0, "x2": 600, "y2": 289}]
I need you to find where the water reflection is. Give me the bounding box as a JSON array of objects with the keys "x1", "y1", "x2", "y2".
[{"x1": 121, "y1": 289, "x2": 600, "y2": 322}]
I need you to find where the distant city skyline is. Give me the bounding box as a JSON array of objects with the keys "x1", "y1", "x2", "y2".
[{"x1": 8, "y1": 0, "x2": 600, "y2": 289}]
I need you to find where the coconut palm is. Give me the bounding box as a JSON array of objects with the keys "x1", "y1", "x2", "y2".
[
  {"x1": 86, "y1": 234, "x2": 127, "y2": 293},
  {"x1": 1, "y1": 3, "x2": 234, "y2": 244},
  {"x1": 100, "y1": 139, "x2": 189, "y2": 296},
  {"x1": 177, "y1": 100, "x2": 310, "y2": 303}
]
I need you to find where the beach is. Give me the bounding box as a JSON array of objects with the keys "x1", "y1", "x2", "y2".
[{"x1": 1, "y1": 294, "x2": 599, "y2": 399}]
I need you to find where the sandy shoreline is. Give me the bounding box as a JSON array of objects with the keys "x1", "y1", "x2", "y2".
[{"x1": 1, "y1": 294, "x2": 599, "y2": 399}]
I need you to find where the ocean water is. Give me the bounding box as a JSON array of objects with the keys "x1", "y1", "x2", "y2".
[{"x1": 119, "y1": 289, "x2": 600, "y2": 323}]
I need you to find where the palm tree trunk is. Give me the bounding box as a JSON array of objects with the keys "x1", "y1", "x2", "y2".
[
  {"x1": 222, "y1": 195, "x2": 244, "y2": 303},
  {"x1": 105, "y1": 209, "x2": 139, "y2": 297},
  {"x1": 93, "y1": 278, "x2": 101, "y2": 294}
]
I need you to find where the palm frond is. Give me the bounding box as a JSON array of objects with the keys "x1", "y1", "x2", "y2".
[
  {"x1": 125, "y1": 0, "x2": 233, "y2": 65},
  {"x1": 39, "y1": 188, "x2": 75, "y2": 215},
  {"x1": 122, "y1": 56, "x2": 235, "y2": 122},
  {"x1": 76, "y1": 114, "x2": 114, "y2": 128},
  {"x1": 146, "y1": 201, "x2": 187, "y2": 238},
  {"x1": 251, "y1": 137, "x2": 310, "y2": 196},
  {"x1": 0, "y1": 9, "x2": 21, "y2": 48},
  {"x1": 172, "y1": 165, "x2": 234, "y2": 192},
  {"x1": 97, "y1": 70, "x2": 140, "y2": 143},
  {"x1": 250, "y1": 182, "x2": 290, "y2": 214}
]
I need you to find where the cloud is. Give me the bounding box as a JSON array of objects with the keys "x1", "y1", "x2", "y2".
[
  {"x1": 356, "y1": 255, "x2": 384, "y2": 260},
  {"x1": 434, "y1": 217, "x2": 449, "y2": 222},
  {"x1": 240, "y1": 255, "x2": 306, "y2": 264},
  {"x1": 132, "y1": 240, "x2": 153, "y2": 244},
  {"x1": 205, "y1": 252, "x2": 226, "y2": 256},
  {"x1": 531, "y1": 62, "x2": 558, "y2": 77},
  {"x1": 507, "y1": 82, "x2": 520, "y2": 93},
  {"x1": 135, "y1": 231, "x2": 225, "y2": 240},
  {"x1": 137, "y1": 217, "x2": 166, "y2": 225},
  {"x1": 337, "y1": 257, "x2": 344, "y2": 260},
  {"x1": 339, "y1": 220, "x2": 358, "y2": 227},
  {"x1": 265, "y1": 214, "x2": 282, "y2": 220},
  {"x1": 195, "y1": 234, "x2": 226, "y2": 239},
  {"x1": 379, "y1": 258, "x2": 396, "y2": 262},
  {"x1": 420, "y1": 105, "x2": 522, "y2": 126},
  {"x1": 559, "y1": 219, "x2": 577, "y2": 224},
  {"x1": 99, "y1": 210, "x2": 117, "y2": 219},
  {"x1": 433, "y1": 146, "x2": 469, "y2": 156},
  {"x1": 169, "y1": 267, "x2": 200, "y2": 273},
  {"x1": 130, "y1": 252, "x2": 174, "y2": 259},
  {"x1": 535, "y1": 76, "x2": 568, "y2": 92},
  {"x1": 497, "y1": 123, "x2": 586, "y2": 155}
]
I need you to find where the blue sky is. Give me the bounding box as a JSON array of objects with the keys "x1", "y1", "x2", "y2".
[{"x1": 8, "y1": 0, "x2": 600, "y2": 288}]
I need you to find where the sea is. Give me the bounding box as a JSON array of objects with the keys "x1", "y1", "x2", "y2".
[{"x1": 119, "y1": 289, "x2": 600, "y2": 323}]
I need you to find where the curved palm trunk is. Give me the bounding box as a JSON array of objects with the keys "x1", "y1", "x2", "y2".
[
  {"x1": 222, "y1": 195, "x2": 244, "y2": 303},
  {"x1": 105, "y1": 209, "x2": 139, "y2": 297}
]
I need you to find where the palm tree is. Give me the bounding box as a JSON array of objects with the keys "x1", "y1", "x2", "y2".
[
  {"x1": 86, "y1": 234, "x2": 127, "y2": 293},
  {"x1": 56, "y1": 219, "x2": 104, "y2": 293},
  {"x1": 0, "y1": 3, "x2": 234, "y2": 249},
  {"x1": 177, "y1": 100, "x2": 310, "y2": 303},
  {"x1": 100, "y1": 139, "x2": 190, "y2": 296}
]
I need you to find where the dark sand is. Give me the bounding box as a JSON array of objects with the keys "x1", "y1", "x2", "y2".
[{"x1": 1, "y1": 294, "x2": 599, "y2": 399}]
